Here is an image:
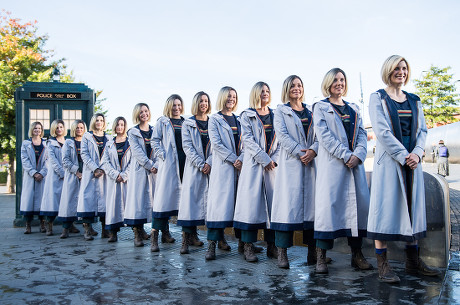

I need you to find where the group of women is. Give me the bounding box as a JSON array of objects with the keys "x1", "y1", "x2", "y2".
[{"x1": 20, "y1": 55, "x2": 440, "y2": 283}]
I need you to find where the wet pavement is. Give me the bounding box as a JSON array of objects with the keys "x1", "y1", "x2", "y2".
[{"x1": 0, "y1": 164, "x2": 459, "y2": 304}]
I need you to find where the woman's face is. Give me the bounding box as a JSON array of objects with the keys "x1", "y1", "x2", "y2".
[
  {"x1": 32, "y1": 124, "x2": 42, "y2": 137},
  {"x1": 260, "y1": 85, "x2": 270, "y2": 107},
  {"x1": 330, "y1": 72, "x2": 346, "y2": 97},
  {"x1": 289, "y1": 78, "x2": 303, "y2": 101},
  {"x1": 95, "y1": 115, "x2": 105, "y2": 131},
  {"x1": 225, "y1": 90, "x2": 237, "y2": 112},
  {"x1": 139, "y1": 105, "x2": 150, "y2": 122},
  {"x1": 390, "y1": 60, "x2": 408, "y2": 86},
  {"x1": 55, "y1": 123, "x2": 65, "y2": 137},
  {"x1": 75, "y1": 123, "x2": 85, "y2": 137},
  {"x1": 198, "y1": 95, "x2": 209, "y2": 115},
  {"x1": 115, "y1": 120, "x2": 125, "y2": 136},
  {"x1": 172, "y1": 99, "x2": 182, "y2": 117}
]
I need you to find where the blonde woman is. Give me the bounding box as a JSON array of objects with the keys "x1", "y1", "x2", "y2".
[
  {"x1": 102, "y1": 117, "x2": 131, "y2": 242},
  {"x1": 312, "y1": 68, "x2": 372, "y2": 274},
  {"x1": 234, "y1": 82, "x2": 280, "y2": 263},
  {"x1": 205, "y1": 86, "x2": 244, "y2": 260},
  {"x1": 271, "y1": 75, "x2": 318, "y2": 269},
  {"x1": 124, "y1": 103, "x2": 157, "y2": 247},
  {"x1": 40, "y1": 119, "x2": 66, "y2": 236},
  {"x1": 77, "y1": 113, "x2": 111, "y2": 240},
  {"x1": 368, "y1": 55, "x2": 440, "y2": 282},
  {"x1": 177, "y1": 91, "x2": 212, "y2": 254},
  {"x1": 20, "y1": 122, "x2": 47, "y2": 234},
  {"x1": 150, "y1": 94, "x2": 185, "y2": 252},
  {"x1": 58, "y1": 120, "x2": 86, "y2": 238}
]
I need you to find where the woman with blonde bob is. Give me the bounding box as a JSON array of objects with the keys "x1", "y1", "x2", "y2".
[
  {"x1": 233, "y1": 82, "x2": 280, "y2": 262},
  {"x1": 124, "y1": 103, "x2": 157, "y2": 247},
  {"x1": 177, "y1": 91, "x2": 212, "y2": 254},
  {"x1": 312, "y1": 68, "x2": 372, "y2": 274},
  {"x1": 77, "y1": 113, "x2": 111, "y2": 240},
  {"x1": 271, "y1": 75, "x2": 318, "y2": 269},
  {"x1": 102, "y1": 117, "x2": 131, "y2": 242},
  {"x1": 20, "y1": 121, "x2": 47, "y2": 234},
  {"x1": 205, "y1": 86, "x2": 244, "y2": 260},
  {"x1": 40, "y1": 119, "x2": 67, "y2": 236},
  {"x1": 58, "y1": 120, "x2": 86, "y2": 238},
  {"x1": 368, "y1": 55, "x2": 440, "y2": 282},
  {"x1": 150, "y1": 94, "x2": 186, "y2": 252}
]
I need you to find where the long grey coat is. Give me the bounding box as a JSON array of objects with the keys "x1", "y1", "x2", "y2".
[
  {"x1": 77, "y1": 132, "x2": 111, "y2": 218},
  {"x1": 234, "y1": 108, "x2": 280, "y2": 230},
  {"x1": 152, "y1": 116, "x2": 182, "y2": 218},
  {"x1": 124, "y1": 126, "x2": 156, "y2": 225},
  {"x1": 177, "y1": 117, "x2": 212, "y2": 227},
  {"x1": 312, "y1": 100, "x2": 369, "y2": 239},
  {"x1": 206, "y1": 113, "x2": 244, "y2": 229},
  {"x1": 40, "y1": 138, "x2": 65, "y2": 216},
  {"x1": 58, "y1": 139, "x2": 80, "y2": 221},
  {"x1": 101, "y1": 139, "x2": 131, "y2": 229},
  {"x1": 271, "y1": 104, "x2": 318, "y2": 231},
  {"x1": 367, "y1": 91, "x2": 427, "y2": 241},
  {"x1": 20, "y1": 138, "x2": 47, "y2": 216}
]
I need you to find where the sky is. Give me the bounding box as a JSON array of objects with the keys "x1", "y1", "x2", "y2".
[{"x1": 3, "y1": 0, "x2": 460, "y2": 126}]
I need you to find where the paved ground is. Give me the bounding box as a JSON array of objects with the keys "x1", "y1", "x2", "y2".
[{"x1": 0, "y1": 163, "x2": 459, "y2": 304}]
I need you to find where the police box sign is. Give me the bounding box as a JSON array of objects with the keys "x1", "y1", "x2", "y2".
[{"x1": 30, "y1": 92, "x2": 82, "y2": 99}]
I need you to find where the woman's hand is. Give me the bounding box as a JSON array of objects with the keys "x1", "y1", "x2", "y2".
[
  {"x1": 202, "y1": 163, "x2": 211, "y2": 175},
  {"x1": 116, "y1": 174, "x2": 123, "y2": 183},
  {"x1": 33, "y1": 173, "x2": 43, "y2": 182},
  {"x1": 76, "y1": 171, "x2": 82, "y2": 180},
  {"x1": 346, "y1": 155, "x2": 360, "y2": 168},
  {"x1": 233, "y1": 160, "x2": 242, "y2": 170},
  {"x1": 264, "y1": 161, "x2": 276, "y2": 171},
  {"x1": 150, "y1": 167, "x2": 158, "y2": 174},
  {"x1": 405, "y1": 153, "x2": 420, "y2": 170},
  {"x1": 94, "y1": 169, "x2": 104, "y2": 178},
  {"x1": 300, "y1": 149, "x2": 317, "y2": 165}
]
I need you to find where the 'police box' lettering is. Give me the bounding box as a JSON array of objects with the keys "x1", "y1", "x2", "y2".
[{"x1": 30, "y1": 92, "x2": 81, "y2": 99}]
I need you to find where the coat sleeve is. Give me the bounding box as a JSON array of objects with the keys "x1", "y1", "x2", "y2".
[
  {"x1": 81, "y1": 135, "x2": 100, "y2": 172},
  {"x1": 312, "y1": 104, "x2": 352, "y2": 163},
  {"x1": 38, "y1": 146, "x2": 48, "y2": 177},
  {"x1": 182, "y1": 123, "x2": 205, "y2": 170},
  {"x1": 128, "y1": 131, "x2": 154, "y2": 171},
  {"x1": 350, "y1": 105, "x2": 367, "y2": 163},
  {"x1": 62, "y1": 141, "x2": 79, "y2": 174},
  {"x1": 152, "y1": 120, "x2": 166, "y2": 161},
  {"x1": 119, "y1": 150, "x2": 131, "y2": 181},
  {"x1": 273, "y1": 108, "x2": 303, "y2": 159},
  {"x1": 47, "y1": 143, "x2": 65, "y2": 178},
  {"x1": 205, "y1": 144, "x2": 213, "y2": 167},
  {"x1": 21, "y1": 142, "x2": 37, "y2": 177},
  {"x1": 101, "y1": 147, "x2": 120, "y2": 181},
  {"x1": 368, "y1": 92, "x2": 407, "y2": 165},
  {"x1": 412, "y1": 100, "x2": 427, "y2": 160},
  {"x1": 240, "y1": 113, "x2": 271, "y2": 167},
  {"x1": 209, "y1": 116, "x2": 238, "y2": 164}
]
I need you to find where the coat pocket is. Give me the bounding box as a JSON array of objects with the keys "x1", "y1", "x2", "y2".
[{"x1": 376, "y1": 151, "x2": 387, "y2": 165}]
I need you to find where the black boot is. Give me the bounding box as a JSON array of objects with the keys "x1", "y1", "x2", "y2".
[
  {"x1": 376, "y1": 251, "x2": 400, "y2": 283},
  {"x1": 405, "y1": 247, "x2": 440, "y2": 276},
  {"x1": 150, "y1": 229, "x2": 159, "y2": 252},
  {"x1": 267, "y1": 242, "x2": 278, "y2": 259},
  {"x1": 190, "y1": 231, "x2": 204, "y2": 246},
  {"x1": 244, "y1": 242, "x2": 258, "y2": 262},
  {"x1": 205, "y1": 240, "x2": 216, "y2": 260},
  {"x1": 180, "y1": 232, "x2": 190, "y2": 254},
  {"x1": 24, "y1": 221, "x2": 32, "y2": 234},
  {"x1": 108, "y1": 230, "x2": 118, "y2": 242},
  {"x1": 161, "y1": 223, "x2": 175, "y2": 243},
  {"x1": 351, "y1": 248, "x2": 373, "y2": 270},
  {"x1": 60, "y1": 228, "x2": 69, "y2": 239},
  {"x1": 100, "y1": 218, "x2": 109, "y2": 238},
  {"x1": 82, "y1": 223, "x2": 94, "y2": 241},
  {"x1": 277, "y1": 248, "x2": 289, "y2": 269},
  {"x1": 218, "y1": 237, "x2": 231, "y2": 251},
  {"x1": 315, "y1": 248, "x2": 328, "y2": 274},
  {"x1": 132, "y1": 226, "x2": 144, "y2": 247}
]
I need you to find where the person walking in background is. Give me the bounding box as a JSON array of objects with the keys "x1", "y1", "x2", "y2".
[
  {"x1": 102, "y1": 117, "x2": 131, "y2": 242},
  {"x1": 312, "y1": 68, "x2": 372, "y2": 274},
  {"x1": 368, "y1": 55, "x2": 440, "y2": 283},
  {"x1": 177, "y1": 91, "x2": 212, "y2": 254},
  {"x1": 150, "y1": 94, "x2": 186, "y2": 252},
  {"x1": 436, "y1": 140, "x2": 449, "y2": 177},
  {"x1": 58, "y1": 120, "x2": 86, "y2": 238},
  {"x1": 20, "y1": 122, "x2": 47, "y2": 234},
  {"x1": 40, "y1": 119, "x2": 66, "y2": 236}
]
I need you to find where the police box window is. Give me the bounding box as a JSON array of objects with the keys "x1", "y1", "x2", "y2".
[
  {"x1": 29, "y1": 109, "x2": 50, "y2": 130},
  {"x1": 62, "y1": 110, "x2": 82, "y2": 130}
]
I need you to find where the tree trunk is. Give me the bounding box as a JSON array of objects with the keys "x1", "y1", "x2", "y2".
[{"x1": 6, "y1": 153, "x2": 15, "y2": 193}]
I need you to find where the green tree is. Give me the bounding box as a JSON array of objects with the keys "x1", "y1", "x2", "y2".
[
  {"x1": 0, "y1": 11, "x2": 67, "y2": 192},
  {"x1": 414, "y1": 65, "x2": 459, "y2": 128}
]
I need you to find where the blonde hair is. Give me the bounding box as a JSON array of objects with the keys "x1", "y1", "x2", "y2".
[
  {"x1": 163, "y1": 94, "x2": 184, "y2": 117},
  {"x1": 28, "y1": 121, "x2": 44, "y2": 138},
  {"x1": 249, "y1": 82, "x2": 271, "y2": 109},
  {"x1": 191, "y1": 91, "x2": 211, "y2": 116},
  {"x1": 50, "y1": 119, "x2": 67, "y2": 137},
  {"x1": 216, "y1": 86, "x2": 238, "y2": 112},
  {"x1": 132, "y1": 103, "x2": 150, "y2": 124},
  {"x1": 70, "y1": 120, "x2": 87, "y2": 137},
  {"x1": 89, "y1": 113, "x2": 106, "y2": 132},
  {"x1": 281, "y1": 75, "x2": 304, "y2": 103},
  {"x1": 381, "y1": 55, "x2": 411, "y2": 86},
  {"x1": 321, "y1": 68, "x2": 348, "y2": 97},
  {"x1": 112, "y1": 117, "x2": 128, "y2": 137}
]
